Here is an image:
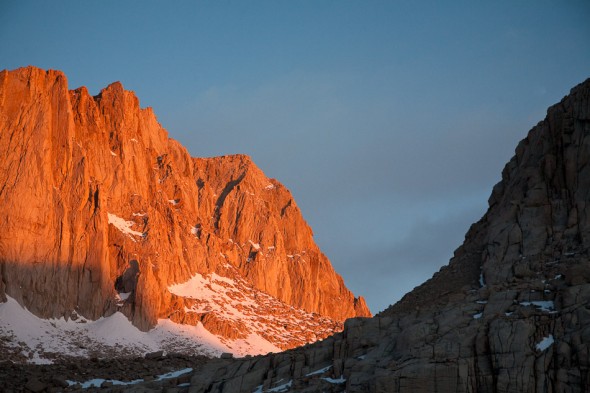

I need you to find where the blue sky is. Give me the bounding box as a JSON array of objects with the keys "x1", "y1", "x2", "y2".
[{"x1": 2, "y1": 1, "x2": 590, "y2": 313}]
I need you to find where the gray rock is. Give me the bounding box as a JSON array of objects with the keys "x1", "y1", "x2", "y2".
[
  {"x1": 24, "y1": 378, "x2": 47, "y2": 393},
  {"x1": 145, "y1": 350, "x2": 164, "y2": 360}
]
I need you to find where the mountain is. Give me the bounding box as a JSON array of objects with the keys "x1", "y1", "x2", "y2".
[
  {"x1": 185, "y1": 79, "x2": 590, "y2": 392},
  {"x1": 0, "y1": 66, "x2": 370, "y2": 360},
  {"x1": 3, "y1": 67, "x2": 589, "y2": 393}
]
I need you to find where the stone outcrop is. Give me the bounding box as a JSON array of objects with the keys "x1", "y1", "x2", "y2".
[
  {"x1": 186, "y1": 79, "x2": 590, "y2": 392},
  {"x1": 0, "y1": 66, "x2": 369, "y2": 351}
]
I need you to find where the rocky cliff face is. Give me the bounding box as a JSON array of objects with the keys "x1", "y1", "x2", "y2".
[
  {"x1": 186, "y1": 79, "x2": 590, "y2": 392},
  {"x1": 0, "y1": 66, "x2": 370, "y2": 353}
]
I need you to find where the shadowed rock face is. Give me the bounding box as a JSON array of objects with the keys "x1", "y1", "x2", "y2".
[
  {"x1": 187, "y1": 79, "x2": 590, "y2": 392},
  {"x1": 0, "y1": 66, "x2": 370, "y2": 351}
]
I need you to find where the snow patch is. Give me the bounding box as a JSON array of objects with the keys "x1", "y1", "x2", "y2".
[
  {"x1": 536, "y1": 335, "x2": 554, "y2": 351},
  {"x1": 168, "y1": 271, "x2": 339, "y2": 355},
  {"x1": 322, "y1": 376, "x2": 346, "y2": 384},
  {"x1": 265, "y1": 184, "x2": 275, "y2": 190},
  {"x1": 306, "y1": 365, "x2": 332, "y2": 376},
  {"x1": 473, "y1": 313, "x2": 483, "y2": 319},
  {"x1": 69, "y1": 377, "x2": 143, "y2": 388},
  {"x1": 268, "y1": 380, "x2": 292, "y2": 392},
  {"x1": 110, "y1": 150, "x2": 117, "y2": 156},
  {"x1": 168, "y1": 273, "x2": 283, "y2": 356},
  {"x1": 68, "y1": 367, "x2": 193, "y2": 389},
  {"x1": 155, "y1": 367, "x2": 193, "y2": 381},
  {"x1": 249, "y1": 240, "x2": 261, "y2": 250},
  {"x1": 116, "y1": 292, "x2": 131, "y2": 301},
  {"x1": 519, "y1": 301, "x2": 556, "y2": 313},
  {"x1": 0, "y1": 296, "x2": 249, "y2": 363},
  {"x1": 107, "y1": 213, "x2": 144, "y2": 240}
]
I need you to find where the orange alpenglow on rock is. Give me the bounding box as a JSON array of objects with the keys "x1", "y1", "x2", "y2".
[{"x1": 0, "y1": 66, "x2": 370, "y2": 354}]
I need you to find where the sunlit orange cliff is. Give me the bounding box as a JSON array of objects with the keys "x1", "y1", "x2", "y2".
[{"x1": 0, "y1": 66, "x2": 370, "y2": 352}]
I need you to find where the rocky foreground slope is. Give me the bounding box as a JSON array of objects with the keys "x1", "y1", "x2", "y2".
[
  {"x1": 0, "y1": 66, "x2": 369, "y2": 358},
  {"x1": 181, "y1": 79, "x2": 590, "y2": 392}
]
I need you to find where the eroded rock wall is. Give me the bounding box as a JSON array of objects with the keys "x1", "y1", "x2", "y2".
[{"x1": 0, "y1": 67, "x2": 370, "y2": 345}]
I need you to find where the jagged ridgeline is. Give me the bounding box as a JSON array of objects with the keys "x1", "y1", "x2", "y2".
[
  {"x1": 2, "y1": 67, "x2": 589, "y2": 392},
  {"x1": 0, "y1": 66, "x2": 370, "y2": 358},
  {"x1": 187, "y1": 79, "x2": 590, "y2": 392}
]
